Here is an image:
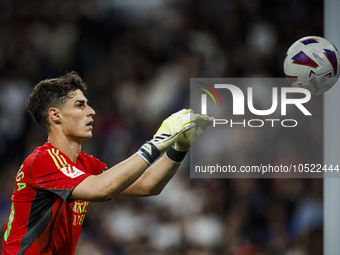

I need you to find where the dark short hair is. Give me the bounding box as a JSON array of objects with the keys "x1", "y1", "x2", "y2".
[{"x1": 27, "y1": 71, "x2": 88, "y2": 132}]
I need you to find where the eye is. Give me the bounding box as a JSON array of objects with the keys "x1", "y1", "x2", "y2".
[{"x1": 77, "y1": 103, "x2": 84, "y2": 109}]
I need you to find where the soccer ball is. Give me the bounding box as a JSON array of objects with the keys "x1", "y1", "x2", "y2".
[{"x1": 283, "y1": 36, "x2": 340, "y2": 95}]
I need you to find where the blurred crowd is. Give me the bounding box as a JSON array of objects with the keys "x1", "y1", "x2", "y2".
[{"x1": 0, "y1": 0, "x2": 324, "y2": 254}]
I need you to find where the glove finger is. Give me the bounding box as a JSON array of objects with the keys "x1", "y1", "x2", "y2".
[
  {"x1": 179, "y1": 112, "x2": 197, "y2": 126},
  {"x1": 201, "y1": 116, "x2": 214, "y2": 130},
  {"x1": 194, "y1": 113, "x2": 211, "y2": 120},
  {"x1": 179, "y1": 121, "x2": 196, "y2": 134},
  {"x1": 172, "y1": 109, "x2": 194, "y2": 118},
  {"x1": 154, "y1": 110, "x2": 196, "y2": 137},
  {"x1": 185, "y1": 109, "x2": 195, "y2": 115},
  {"x1": 194, "y1": 114, "x2": 214, "y2": 131},
  {"x1": 172, "y1": 109, "x2": 189, "y2": 116},
  {"x1": 175, "y1": 121, "x2": 196, "y2": 144}
]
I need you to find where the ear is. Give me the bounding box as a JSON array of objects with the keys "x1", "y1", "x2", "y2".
[{"x1": 48, "y1": 108, "x2": 62, "y2": 124}]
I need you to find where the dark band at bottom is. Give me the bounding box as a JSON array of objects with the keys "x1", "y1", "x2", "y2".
[{"x1": 166, "y1": 147, "x2": 188, "y2": 164}]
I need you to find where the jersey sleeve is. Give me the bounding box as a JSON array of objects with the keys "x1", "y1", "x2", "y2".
[
  {"x1": 30, "y1": 151, "x2": 91, "y2": 202},
  {"x1": 87, "y1": 154, "x2": 107, "y2": 175}
]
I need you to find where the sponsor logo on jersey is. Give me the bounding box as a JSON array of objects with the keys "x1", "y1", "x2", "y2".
[
  {"x1": 47, "y1": 148, "x2": 85, "y2": 178},
  {"x1": 60, "y1": 166, "x2": 85, "y2": 179}
]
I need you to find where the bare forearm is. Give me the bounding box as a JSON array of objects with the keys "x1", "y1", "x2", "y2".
[
  {"x1": 70, "y1": 154, "x2": 148, "y2": 201},
  {"x1": 100, "y1": 154, "x2": 150, "y2": 197},
  {"x1": 118, "y1": 154, "x2": 181, "y2": 197}
]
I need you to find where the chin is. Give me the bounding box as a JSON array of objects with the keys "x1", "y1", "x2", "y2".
[
  {"x1": 79, "y1": 132, "x2": 93, "y2": 141},
  {"x1": 84, "y1": 133, "x2": 93, "y2": 139}
]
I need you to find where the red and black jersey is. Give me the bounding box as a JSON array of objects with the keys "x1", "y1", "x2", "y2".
[{"x1": 2, "y1": 142, "x2": 107, "y2": 255}]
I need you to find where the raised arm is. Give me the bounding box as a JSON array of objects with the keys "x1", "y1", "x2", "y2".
[
  {"x1": 117, "y1": 150, "x2": 181, "y2": 197},
  {"x1": 69, "y1": 109, "x2": 202, "y2": 202},
  {"x1": 118, "y1": 113, "x2": 214, "y2": 197},
  {"x1": 69, "y1": 154, "x2": 148, "y2": 202}
]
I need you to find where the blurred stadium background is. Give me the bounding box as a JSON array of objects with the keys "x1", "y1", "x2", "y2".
[{"x1": 0, "y1": 0, "x2": 323, "y2": 254}]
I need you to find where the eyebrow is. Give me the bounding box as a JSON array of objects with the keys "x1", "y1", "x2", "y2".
[{"x1": 75, "y1": 99, "x2": 88, "y2": 104}]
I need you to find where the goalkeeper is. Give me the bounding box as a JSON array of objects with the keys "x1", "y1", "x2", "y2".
[{"x1": 2, "y1": 71, "x2": 213, "y2": 255}]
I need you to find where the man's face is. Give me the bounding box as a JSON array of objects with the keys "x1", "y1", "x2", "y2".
[{"x1": 58, "y1": 89, "x2": 95, "y2": 142}]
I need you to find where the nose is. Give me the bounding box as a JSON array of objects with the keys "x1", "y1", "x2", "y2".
[{"x1": 87, "y1": 105, "x2": 96, "y2": 117}]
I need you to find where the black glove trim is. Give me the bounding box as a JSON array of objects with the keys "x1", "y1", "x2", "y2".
[
  {"x1": 166, "y1": 146, "x2": 188, "y2": 164},
  {"x1": 137, "y1": 141, "x2": 161, "y2": 165}
]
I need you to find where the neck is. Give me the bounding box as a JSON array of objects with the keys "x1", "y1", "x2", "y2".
[{"x1": 47, "y1": 133, "x2": 81, "y2": 163}]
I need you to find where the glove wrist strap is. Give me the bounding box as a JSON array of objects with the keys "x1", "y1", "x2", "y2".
[
  {"x1": 137, "y1": 141, "x2": 161, "y2": 166},
  {"x1": 166, "y1": 146, "x2": 188, "y2": 164}
]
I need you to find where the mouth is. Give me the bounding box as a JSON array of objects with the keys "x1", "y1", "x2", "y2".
[{"x1": 86, "y1": 120, "x2": 94, "y2": 129}]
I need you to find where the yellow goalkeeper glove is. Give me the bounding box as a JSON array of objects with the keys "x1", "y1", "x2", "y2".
[
  {"x1": 137, "y1": 109, "x2": 196, "y2": 165},
  {"x1": 166, "y1": 113, "x2": 213, "y2": 164}
]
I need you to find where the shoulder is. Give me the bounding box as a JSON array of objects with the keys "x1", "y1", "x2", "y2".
[
  {"x1": 78, "y1": 151, "x2": 97, "y2": 162},
  {"x1": 22, "y1": 144, "x2": 51, "y2": 166},
  {"x1": 78, "y1": 152, "x2": 107, "y2": 174},
  {"x1": 33, "y1": 146, "x2": 59, "y2": 163},
  {"x1": 28, "y1": 145, "x2": 63, "y2": 174},
  {"x1": 78, "y1": 152, "x2": 102, "y2": 166}
]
